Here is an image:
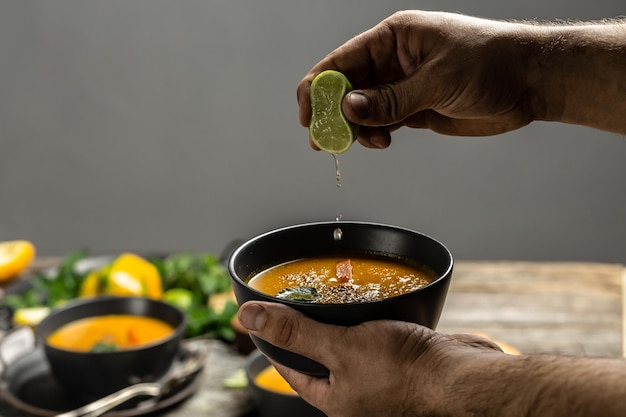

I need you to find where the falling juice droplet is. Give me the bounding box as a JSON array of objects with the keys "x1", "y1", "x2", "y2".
[
  {"x1": 333, "y1": 154, "x2": 341, "y2": 189},
  {"x1": 332, "y1": 155, "x2": 342, "y2": 241}
]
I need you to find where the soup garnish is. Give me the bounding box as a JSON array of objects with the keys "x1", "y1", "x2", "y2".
[
  {"x1": 277, "y1": 286, "x2": 320, "y2": 302},
  {"x1": 47, "y1": 314, "x2": 174, "y2": 352},
  {"x1": 248, "y1": 257, "x2": 436, "y2": 304}
]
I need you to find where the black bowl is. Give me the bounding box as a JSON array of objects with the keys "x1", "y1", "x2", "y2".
[
  {"x1": 246, "y1": 350, "x2": 326, "y2": 417},
  {"x1": 228, "y1": 221, "x2": 453, "y2": 377},
  {"x1": 36, "y1": 296, "x2": 186, "y2": 396}
]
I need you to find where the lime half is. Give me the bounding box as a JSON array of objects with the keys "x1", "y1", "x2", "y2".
[{"x1": 309, "y1": 70, "x2": 359, "y2": 154}]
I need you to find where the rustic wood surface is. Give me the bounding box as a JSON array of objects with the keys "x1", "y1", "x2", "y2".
[
  {"x1": 437, "y1": 262, "x2": 624, "y2": 358},
  {"x1": 0, "y1": 260, "x2": 623, "y2": 416}
]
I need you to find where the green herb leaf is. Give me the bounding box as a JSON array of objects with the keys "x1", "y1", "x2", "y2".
[
  {"x1": 276, "y1": 286, "x2": 321, "y2": 302},
  {"x1": 90, "y1": 341, "x2": 119, "y2": 353},
  {"x1": 1, "y1": 250, "x2": 238, "y2": 344}
]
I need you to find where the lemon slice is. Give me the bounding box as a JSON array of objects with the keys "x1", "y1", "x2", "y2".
[
  {"x1": 13, "y1": 306, "x2": 50, "y2": 326},
  {"x1": 0, "y1": 240, "x2": 36, "y2": 282},
  {"x1": 222, "y1": 368, "x2": 248, "y2": 389},
  {"x1": 309, "y1": 70, "x2": 359, "y2": 154}
]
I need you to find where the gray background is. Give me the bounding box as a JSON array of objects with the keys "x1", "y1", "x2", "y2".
[{"x1": 1, "y1": 0, "x2": 625, "y2": 262}]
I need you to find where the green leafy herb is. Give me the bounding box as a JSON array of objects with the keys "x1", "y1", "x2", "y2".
[
  {"x1": 276, "y1": 286, "x2": 321, "y2": 302},
  {"x1": 150, "y1": 252, "x2": 236, "y2": 339},
  {"x1": 2, "y1": 249, "x2": 89, "y2": 311},
  {"x1": 90, "y1": 341, "x2": 119, "y2": 353},
  {"x1": 1, "y1": 250, "x2": 238, "y2": 342}
]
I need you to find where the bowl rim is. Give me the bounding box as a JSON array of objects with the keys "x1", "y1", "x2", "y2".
[
  {"x1": 37, "y1": 295, "x2": 187, "y2": 355},
  {"x1": 228, "y1": 221, "x2": 454, "y2": 307}
]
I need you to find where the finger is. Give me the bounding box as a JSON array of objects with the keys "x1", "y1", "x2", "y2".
[
  {"x1": 404, "y1": 109, "x2": 531, "y2": 136},
  {"x1": 297, "y1": 75, "x2": 314, "y2": 128},
  {"x1": 308, "y1": 126, "x2": 390, "y2": 151},
  {"x1": 297, "y1": 20, "x2": 401, "y2": 128},
  {"x1": 308, "y1": 136, "x2": 321, "y2": 151},
  {"x1": 343, "y1": 75, "x2": 426, "y2": 128},
  {"x1": 270, "y1": 360, "x2": 330, "y2": 407},
  {"x1": 453, "y1": 333, "x2": 503, "y2": 352},
  {"x1": 355, "y1": 126, "x2": 392, "y2": 149},
  {"x1": 237, "y1": 301, "x2": 345, "y2": 369},
  {"x1": 309, "y1": 22, "x2": 400, "y2": 87}
]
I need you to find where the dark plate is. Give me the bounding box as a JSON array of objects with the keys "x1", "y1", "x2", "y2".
[{"x1": 0, "y1": 342, "x2": 204, "y2": 417}]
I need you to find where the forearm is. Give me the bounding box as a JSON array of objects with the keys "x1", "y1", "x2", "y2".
[
  {"x1": 525, "y1": 20, "x2": 626, "y2": 134},
  {"x1": 448, "y1": 353, "x2": 626, "y2": 417}
]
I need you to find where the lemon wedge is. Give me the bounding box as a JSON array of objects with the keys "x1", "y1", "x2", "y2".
[
  {"x1": 0, "y1": 240, "x2": 36, "y2": 282},
  {"x1": 13, "y1": 306, "x2": 50, "y2": 326}
]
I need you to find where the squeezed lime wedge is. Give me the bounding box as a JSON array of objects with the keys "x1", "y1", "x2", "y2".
[{"x1": 309, "y1": 70, "x2": 359, "y2": 154}]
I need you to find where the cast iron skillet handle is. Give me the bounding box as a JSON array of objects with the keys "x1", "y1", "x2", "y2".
[
  {"x1": 0, "y1": 325, "x2": 36, "y2": 373},
  {"x1": 54, "y1": 383, "x2": 162, "y2": 417}
]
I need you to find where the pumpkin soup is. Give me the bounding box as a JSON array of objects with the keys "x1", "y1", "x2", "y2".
[
  {"x1": 247, "y1": 257, "x2": 436, "y2": 304},
  {"x1": 255, "y1": 365, "x2": 298, "y2": 395},
  {"x1": 47, "y1": 314, "x2": 174, "y2": 352}
]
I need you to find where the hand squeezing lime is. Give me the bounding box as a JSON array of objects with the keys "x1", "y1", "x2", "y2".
[{"x1": 309, "y1": 70, "x2": 359, "y2": 154}]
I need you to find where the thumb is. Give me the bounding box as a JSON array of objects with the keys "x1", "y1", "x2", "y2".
[
  {"x1": 237, "y1": 301, "x2": 342, "y2": 368},
  {"x1": 343, "y1": 80, "x2": 419, "y2": 126}
]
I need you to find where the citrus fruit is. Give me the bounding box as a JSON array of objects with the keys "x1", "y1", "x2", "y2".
[
  {"x1": 163, "y1": 288, "x2": 194, "y2": 311},
  {"x1": 106, "y1": 253, "x2": 163, "y2": 299},
  {"x1": 222, "y1": 368, "x2": 248, "y2": 389},
  {"x1": 13, "y1": 306, "x2": 50, "y2": 326},
  {"x1": 0, "y1": 240, "x2": 36, "y2": 282},
  {"x1": 309, "y1": 70, "x2": 359, "y2": 154}
]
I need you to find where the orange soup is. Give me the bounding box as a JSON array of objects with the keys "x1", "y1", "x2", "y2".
[
  {"x1": 247, "y1": 257, "x2": 436, "y2": 303},
  {"x1": 255, "y1": 365, "x2": 297, "y2": 395},
  {"x1": 47, "y1": 314, "x2": 174, "y2": 352}
]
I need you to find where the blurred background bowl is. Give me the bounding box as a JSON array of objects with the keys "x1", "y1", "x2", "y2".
[
  {"x1": 36, "y1": 296, "x2": 186, "y2": 396},
  {"x1": 229, "y1": 221, "x2": 453, "y2": 376},
  {"x1": 246, "y1": 349, "x2": 326, "y2": 417}
]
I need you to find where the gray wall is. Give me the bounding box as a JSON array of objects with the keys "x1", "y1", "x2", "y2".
[{"x1": 2, "y1": 0, "x2": 625, "y2": 263}]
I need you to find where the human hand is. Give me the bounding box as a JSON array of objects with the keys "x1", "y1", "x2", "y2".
[
  {"x1": 297, "y1": 10, "x2": 540, "y2": 149},
  {"x1": 238, "y1": 300, "x2": 506, "y2": 417}
]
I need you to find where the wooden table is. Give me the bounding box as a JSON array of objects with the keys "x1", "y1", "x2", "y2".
[
  {"x1": 0, "y1": 260, "x2": 623, "y2": 416},
  {"x1": 438, "y1": 261, "x2": 624, "y2": 358}
]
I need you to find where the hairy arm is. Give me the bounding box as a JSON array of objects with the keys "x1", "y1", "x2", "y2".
[
  {"x1": 238, "y1": 301, "x2": 626, "y2": 417},
  {"x1": 297, "y1": 12, "x2": 626, "y2": 148},
  {"x1": 447, "y1": 351, "x2": 626, "y2": 417},
  {"x1": 527, "y1": 20, "x2": 626, "y2": 134}
]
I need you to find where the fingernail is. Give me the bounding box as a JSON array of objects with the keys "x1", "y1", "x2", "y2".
[
  {"x1": 370, "y1": 136, "x2": 388, "y2": 149},
  {"x1": 238, "y1": 303, "x2": 267, "y2": 331},
  {"x1": 347, "y1": 92, "x2": 371, "y2": 119}
]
